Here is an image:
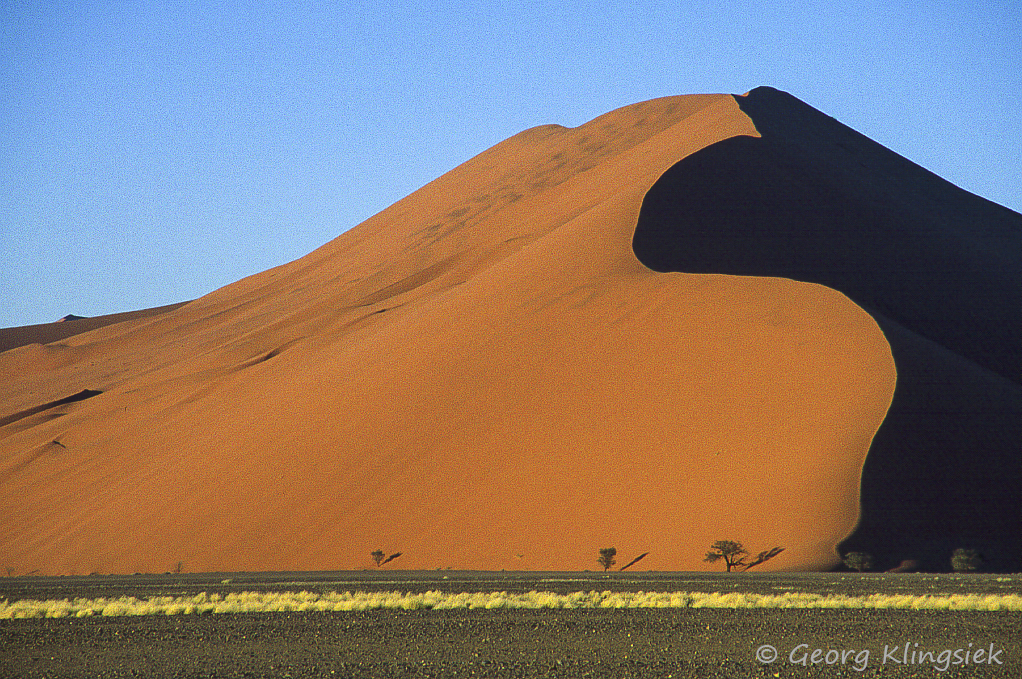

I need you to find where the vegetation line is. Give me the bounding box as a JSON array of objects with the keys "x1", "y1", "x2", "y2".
[{"x1": 3, "y1": 590, "x2": 1022, "y2": 619}]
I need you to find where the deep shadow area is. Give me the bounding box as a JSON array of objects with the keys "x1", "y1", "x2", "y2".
[{"x1": 632, "y1": 86, "x2": 1022, "y2": 572}]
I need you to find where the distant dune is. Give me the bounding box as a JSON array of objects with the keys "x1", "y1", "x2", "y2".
[
  {"x1": 0, "y1": 302, "x2": 189, "y2": 355},
  {"x1": 1, "y1": 88, "x2": 1015, "y2": 576}
]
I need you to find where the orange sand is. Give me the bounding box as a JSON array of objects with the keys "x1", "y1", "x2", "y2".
[{"x1": 0, "y1": 93, "x2": 895, "y2": 575}]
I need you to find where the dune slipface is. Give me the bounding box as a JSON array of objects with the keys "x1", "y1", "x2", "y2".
[
  {"x1": 635, "y1": 87, "x2": 1022, "y2": 571},
  {"x1": 2, "y1": 92, "x2": 900, "y2": 575}
]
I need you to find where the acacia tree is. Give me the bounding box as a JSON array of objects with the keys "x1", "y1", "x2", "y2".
[
  {"x1": 371, "y1": 549, "x2": 386, "y2": 568},
  {"x1": 704, "y1": 540, "x2": 747, "y2": 572},
  {"x1": 597, "y1": 547, "x2": 617, "y2": 571},
  {"x1": 843, "y1": 552, "x2": 874, "y2": 572},
  {"x1": 705, "y1": 540, "x2": 784, "y2": 572}
]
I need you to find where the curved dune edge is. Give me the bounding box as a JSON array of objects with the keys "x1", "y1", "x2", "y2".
[
  {"x1": 634, "y1": 87, "x2": 1022, "y2": 572},
  {"x1": 0, "y1": 92, "x2": 895, "y2": 575}
]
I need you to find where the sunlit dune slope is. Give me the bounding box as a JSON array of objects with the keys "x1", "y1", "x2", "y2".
[
  {"x1": 0, "y1": 92, "x2": 896, "y2": 575},
  {"x1": 635, "y1": 86, "x2": 1022, "y2": 571}
]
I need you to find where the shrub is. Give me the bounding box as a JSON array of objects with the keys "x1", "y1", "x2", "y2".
[
  {"x1": 951, "y1": 548, "x2": 982, "y2": 573},
  {"x1": 843, "y1": 552, "x2": 874, "y2": 572}
]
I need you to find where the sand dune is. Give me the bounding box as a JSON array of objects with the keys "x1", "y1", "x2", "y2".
[
  {"x1": 4, "y1": 87, "x2": 984, "y2": 575},
  {"x1": 635, "y1": 87, "x2": 1022, "y2": 571},
  {"x1": 0, "y1": 302, "x2": 189, "y2": 355}
]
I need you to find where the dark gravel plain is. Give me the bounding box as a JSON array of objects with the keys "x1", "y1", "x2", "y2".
[{"x1": 3, "y1": 572, "x2": 1020, "y2": 678}]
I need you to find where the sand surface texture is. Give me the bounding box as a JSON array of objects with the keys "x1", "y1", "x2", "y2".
[{"x1": 10, "y1": 87, "x2": 993, "y2": 576}]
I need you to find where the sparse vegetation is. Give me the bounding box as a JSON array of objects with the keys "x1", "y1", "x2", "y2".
[
  {"x1": 843, "y1": 551, "x2": 874, "y2": 572},
  {"x1": 951, "y1": 548, "x2": 982, "y2": 573},
  {"x1": 704, "y1": 540, "x2": 746, "y2": 572},
  {"x1": 704, "y1": 540, "x2": 784, "y2": 572},
  {"x1": 4, "y1": 589, "x2": 1022, "y2": 618},
  {"x1": 597, "y1": 547, "x2": 616, "y2": 571}
]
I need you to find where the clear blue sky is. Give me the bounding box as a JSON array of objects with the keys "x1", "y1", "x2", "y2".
[{"x1": 2, "y1": 0, "x2": 1020, "y2": 328}]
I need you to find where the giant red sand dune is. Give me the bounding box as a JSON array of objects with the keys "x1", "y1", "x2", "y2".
[{"x1": 2, "y1": 88, "x2": 1016, "y2": 575}]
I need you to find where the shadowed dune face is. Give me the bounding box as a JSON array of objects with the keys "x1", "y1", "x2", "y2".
[
  {"x1": 634, "y1": 86, "x2": 1022, "y2": 572},
  {"x1": 0, "y1": 92, "x2": 897, "y2": 575}
]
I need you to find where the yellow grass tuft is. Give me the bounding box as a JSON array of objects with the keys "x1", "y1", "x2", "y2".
[{"x1": 3, "y1": 590, "x2": 1021, "y2": 619}]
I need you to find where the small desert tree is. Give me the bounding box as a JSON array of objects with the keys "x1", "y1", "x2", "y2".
[
  {"x1": 951, "y1": 548, "x2": 982, "y2": 573},
  {"x1": 705, "y1": 540, "x2": 784, "y2": 572},
  {"x1": 371, "y1": 549, "x2": 386, "y2": 568},
  {"x1": 597, "y1": 547, "x2": 617, "y2": 572},
  {"x1": 704, "y1": 540, "x2": 748, "y2": 572},
  {"x1": 843, "y1": 552, "x2": 874, "y2": 572}
]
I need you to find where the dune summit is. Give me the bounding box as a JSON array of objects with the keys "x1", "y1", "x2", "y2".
[{"x1": 1, "y1": 88, "x2": 1014, "y2": 575}]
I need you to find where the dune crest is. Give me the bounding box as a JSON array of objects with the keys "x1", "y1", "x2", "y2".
[{"x1": 1, "y1": 92, "x2": 898, "y2": 575}]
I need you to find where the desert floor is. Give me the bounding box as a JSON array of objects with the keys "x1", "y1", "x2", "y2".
[{"x1": 2, "y1": 571, "x2": 1020, "y2": 678}]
